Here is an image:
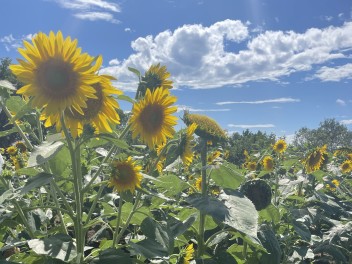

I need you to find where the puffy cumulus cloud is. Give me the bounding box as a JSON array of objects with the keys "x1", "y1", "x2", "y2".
[
  {"x1": 312, "y1": 63, "x2": 352, "y2": 81},
  {"x1": 74, "y1": 11, "x2": 119, "y2": 24},
  {"x1": 100, "y1": 20, "x2": 352, "y2": 91},
  {"x1": 336, "y1": 99, "x2": 346, "y2": 106},
  {"x1": 340, "y1": 119, "x2": 352, "y2": 125}
]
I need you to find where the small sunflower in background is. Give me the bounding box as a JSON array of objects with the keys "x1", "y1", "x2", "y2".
[
  {"x1": 108, "y1": 157, "x2": 143, "y2": 193},
  {"x1": 130, "y1": 87, "x2": 177, "y2": 149},
  {"x1": 262, "y1": 156, "x2": 274, "y2": 171},
  {"x1": 178, "y1": 123, "x2": 197, "y2": 167},
  {"x1": 194, "y1": 177, "x2": 202, "y2": 192},
  {"x1": 207, "y1": 150, "x2": 221, "y2": 165},
  {"x1": 15, "y1": 142, "x2": 27, "y2": 153},
  {"x1": 137, "y1": 63, "x2": 173, "y2": 98},
  {"x1": 183, "y1": 111, "x2": 227, "y2": 143},
  {"x1": 273, "y1": 139, "x2": 287, "y2": 154},
  {"x1": 340, "y1": 160, "x2": 352, "y2": 174},
  {"x1": 42, "y1": 75, "x2": 122, "y2": 138},
  {"x1": 303, "y1": 145, "x2": 327, "y2": 173},
  {"x1": 326, "y1": 179, "x2": 340, "y2": 192},
  {"x1": 10, "y1": 31, "x2": 102, "y2": 116},
  {"x1": 181, "y1": 243, "x2": 194, "y2": 264},
  {"x1": 6, "y1": 146, "x2": 17, "y2": 156},
  {"x1": 246, "y1": 161, "x2": 257, "y2": 171}
]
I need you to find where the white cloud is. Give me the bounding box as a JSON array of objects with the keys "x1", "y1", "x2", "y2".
[
  {"x1": 228, "y1": 124, "x2": 275, "y2": 128},
  {"x1": 312, "y1": 63, "x2": 352, "y2": 82},
  {"x1": 176, "y1": 105, "x2": 230, "y2": 113},
  {"x1": 74, "y1": 11, "x2": 119, "y2": 23},
  {"x1": 216, "y1": 97, "x2": 300, "y2": 105},
  {"x1": 109, "y1": 58, "x2": 120, "y2": 66},
  {"x1": 340, "y1": 119, "x2": 352, "y2": 125},
  {"x1": 49, "y1": 0, "x2": 120, "y2": 23},
  {"x1": 0, "y1": 33, "x2": 35, "y2": 51},
  {"x1": 101, "y1": 20, "x2": 352, "y2": 91},
  {"x1": 336, "y1": 99, "x2": 346, "y2": 106}
]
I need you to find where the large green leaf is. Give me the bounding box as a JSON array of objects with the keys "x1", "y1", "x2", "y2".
[
  {"x1": 129, "y1": 239, "x2": 169, "y2": 259},
  {"x1": 28, "y1": 141, "x2": 65, "y2": 167},
  {"x1": 187, "y1": 189, "x2": 258, "y2": 238},
  {"x1": 27, "y1": 234, "x2": 77, "y2": 262},
  {"x1": 258, "y1": 224, "x2": 281, "y2": 264},
  {"x1": 259, "y1": 204, "x2": 280, "y2": 224},
  {"x1": 48, "y1": 146, "x2": 71, "y2": 178},
  {"x1": 5, "y1": 96, "x2": 25, "y2": 114},
  {"x1": 210, "y1": 162, "x2": 244, "y2": 189},
  {"x1": 153, "y1": 174, "x2": 189, "y2": 197},
  {"x1": 20, "y1": 173, "x2": 54, "y2": 195},
  {"x1": 169, "y1": 214, "x2": 197, "y2": 237}
]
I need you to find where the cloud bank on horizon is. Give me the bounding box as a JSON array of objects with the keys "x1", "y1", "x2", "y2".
[{"x1": 100, "y1": 19, "x2": 352, "y2": 92}]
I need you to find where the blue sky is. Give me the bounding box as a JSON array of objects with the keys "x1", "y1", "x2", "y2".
[{"x1": 1, "y1": 0, "x2": 352, "y2": 141}]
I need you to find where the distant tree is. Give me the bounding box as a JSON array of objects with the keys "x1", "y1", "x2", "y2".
[
  {"x1": 0, "y1": 57, "x2": 22, "y2": 88},
  {"x1": 292, "y1": 118, "x2": 352, "y2": 152},
  {"x1": 227, "y1": 129, "x2": 276, "y2": 166}
]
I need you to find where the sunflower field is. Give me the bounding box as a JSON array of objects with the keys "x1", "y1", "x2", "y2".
[{"x1": 0, "y1": 31, "x2": 351, "y2": 264}]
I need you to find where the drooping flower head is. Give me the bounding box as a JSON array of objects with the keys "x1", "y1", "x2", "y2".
[
  {"x1": 340, "y1": 160, "x2": 352, "y2": 174},
  {"x1": 304, "y1": 145, "x2": 327, "y2": 173},
  {"x1": 130, "y1": 87, "x2": 177, "y2": 149},
  {"x1": 183, "y1": 111, "x2": 227, "y2": 143},
  {"x1": 108, "y1": 157, "x2": 143, "y2": 193},
  {"x1": 137, "y1": 63, "x2": 173, "y2": 97},
  {"x1": 42, "y1": 75, "x2": 122, "y2": 138},
  {"x1": 10, "y1": 31, "x2": 102, "y2": 116},
  {"x1": 240, "y1": 179, "x2": 272, "y2": 211},
  {"x1": 178, "y1": 123, "x2": 197, "y2": 166},
  {"x1": 273, "y1": 139, "x2": 287, "y2": 154},
  {"x1": 262, "y1": 156, "x2": 274, "y2": 171}
]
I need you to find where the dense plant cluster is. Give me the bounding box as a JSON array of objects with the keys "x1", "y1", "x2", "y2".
[{"x1": 0, "y1": 32, "x2": 351, "y2": 264}]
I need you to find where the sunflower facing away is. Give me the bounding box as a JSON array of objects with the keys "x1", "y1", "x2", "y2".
[
  {"x1": 130, "y1": 87, "x2": 178, "y2": 149},
  {"x1": 178, "y1": 123, "x2": 197, "y2": 166},
  {"x1": 304, "y1": 145, "x2": 327, "y2": 173},
  {"x1": 10, "y1": 31, "x2": 102, "y2": 116},
  {"x1": 108, "y1": 157, "x2": 143, "y2": 193},
  {"x1": 340, "y1": 160, "x2": 352, "y2": 174},
  {"x1": 137, "y1": 63, "x2": 173, "y2": 97},
  {"x1": 42, "y1": 75, "x2": 121, "y2": 138},
  {"x1": 273, "y1": 139, "x2": 287, "y2": 153},
  {"x1": 262, "y1": 156, "x2": 274, "y2": 171}
]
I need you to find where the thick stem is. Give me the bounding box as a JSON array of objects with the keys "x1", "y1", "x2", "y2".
[
  {"x1": 197, "y1": 139, "x2": 207, "y2": 257},
  {"x1": 112, "y1": 197, "x2": 123, "y2": 247}
]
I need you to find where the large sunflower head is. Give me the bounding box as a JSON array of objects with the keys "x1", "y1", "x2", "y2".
[
  {"x1": 262, "y1": 156, "x2": 274, "y2": 171},
  {"x1": 304, "y1": 145, "x2": 327, "y2": 173},
  {"x1": 129, "y1": 87, "x2": 178, "y2": 149},
  {"x1": 41, "y1": 75, "x2": 121, "y2": 138},
  {"x1": 108, "y1": 157, "x2": 143, "y2": 193},
  {"x1": 138, "y1": 63, "x2": 173, "y2": 97},
  {"x1": 340, "y1": 160, "x2": 352, "y2": 174},
  {"x1": 182, "y1": 111, "x2": 227, "y2": 143},
  {"x1": 177, "y1": 123, "x2": 197, "y2": 166},
  {"x1": 273, "y1": 139, "x2": 287, "y2": 153},
  {"x1": 10, "y1": 31, "x2": 102, "y2": 116}
]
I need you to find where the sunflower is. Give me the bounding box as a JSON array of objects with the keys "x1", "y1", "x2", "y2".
[
  {"x1": 182, "y1": 243, "x2": 194, "y2": 264},
  {"x1": 304, "y1": 145, "x2": 327, "y2": 173},
  {"x1": 194, "y1": 177, "x2": 202, "y2": 192},
  {"x1": 15, "y1": 142, "x2": 27, "y2": 153},
  {"x1": 246, "y1": 161, "x2": 257, "y2": 171},
  {"x1": 10, "y1": 31, "x2": 102, "y2": 116},
  {"x1": 183, "y1": 111, "x2": 227, "y2": 142},
  {"x1": 207, "y1": 150, "x2": 221, "y2": 165},
  {"x1": 347, "y1": 153, "x2": 352, "y2": 161},
  {"x1": 6, "y1": 146, "x2": 17, "y2": 156},
  {"x1": 262, "y1": 156, "x2": 274, "y2": 171},
  {"x1": 137, "y1": 63, "x2": 173, "y2": 97},
  {"x1": 340, "y1": 160, "x2": 352, "y2": 174},
  {"x1": 326, "y1": 179, "x2": 340, "y2": 192},
  {"x1": 108, "y1": 157, "x2": 143, "y2": 193},
  {"x1": 130, "y1": 87, "x2": 177, "y2": 149},
  {"x1": 41, "y1": 75, "x2": 121, "y2": 138},
  {"x1": 273, "y1": 139, "x2": 287, "y2": 153},
  {"x1": 178, "y1": 123, "x2": 197, "y2": 166}
]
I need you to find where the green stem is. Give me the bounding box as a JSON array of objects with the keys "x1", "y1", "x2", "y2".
[
  {"x1": 60, "y1": 114, "x2": 84, "y2": 263},
  {"x1": 0, "y1": 101, "x2": 34, "y2": 151},
  {"x1": 50, "y1": 182, "x2": 68, "y2": 235},
  {"x1": 85, "y1": 185, "x2": 104, "y2": 225},
  {"x1": 112, "y1": 197, "x2": 123, "y2": 247},
  {"x1": 197, "y1": 139, "x2": 207, "y2": 258},
  {"x1": 243, "y1": 241, "x2": 248, "y2": 259}
]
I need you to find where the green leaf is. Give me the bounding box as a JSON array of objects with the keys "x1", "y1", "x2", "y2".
[
  {"x1": 258, "y1": 224, "x2": 281, "y2": 264},
  {"x1": 259, "y1": 204, "x2": 280, "y2": 224},
  {"x1": 170, "y1": 214, "x2": 197, "y2": 237},
  {"x1": 90, "y1": 248, "x2": 133, "y2": 264},
  {"x1": 129, "y1": 239, "x2": 169, "y2": 259},
  {"x1": 27, "y1": 234, "x2": 77, "y2": 262},
  {"x1": 10, "y1": 99, "x2": 34, "y2": 123},
  {"x1": 121, "y1": 202, "x2": 150, "y2": 225},
  {"x1": 117, "y1": 94, "x2": 135, "y2": 104},
  {"x1": 0, "y1": 80, "x2": 16, "y2": 91},
  {"x1": 0, "y1": 190, "x2": 19, "y2": 205},
  {"x1": 187, "y1": 189, "x2": 258, "y2": 238},
  {"x1": 128, "y1": 67, "x2": 141, "y2": 78},
  {"x1": 48, "y1": 146, "x2": 71, "y2": 178},
  {"x1": 5, "y1": 96, "x2": 25, "y2": 114},
  {"x1": 20, "y1": 172, "x2": 54, "y2": 195},
  {"x1": 28, "y1": 141, "x2": 65, "y2": 167},
  {"x1": 210, "y1": 162, "x2": 244, "y2": 189},
  {"x1": 99, "y1": 135, "x2": 130, "y2": 150},
  {"x1": 292, "y1": 219, "x2": 311, "y2": 241},
  {"x1": 153, "y1": 174, "x2": 189, "y2": 197},
  {"x1": 0, "y1": 127, "x2": 18, "y2": 138}
]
